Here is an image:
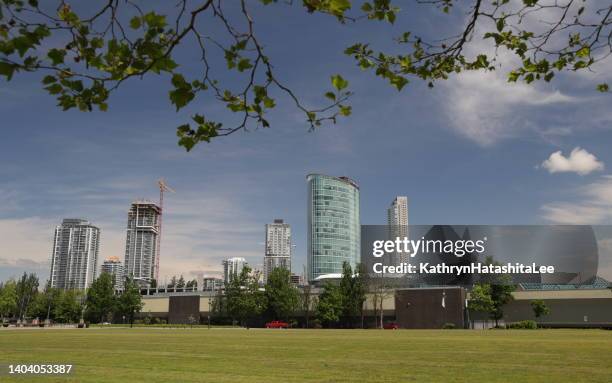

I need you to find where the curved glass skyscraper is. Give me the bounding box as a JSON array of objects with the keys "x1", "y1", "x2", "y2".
[{"x1": 307, "y1": 174, "x2": 360, "y2": 282}]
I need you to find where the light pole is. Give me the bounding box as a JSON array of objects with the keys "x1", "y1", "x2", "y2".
[{"x1": 208, "y1": 294, "x2": 212, "y2": 330}]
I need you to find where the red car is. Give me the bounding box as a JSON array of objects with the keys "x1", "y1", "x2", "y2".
[
  {"x1": 265, "y1": 320, "x2": 289, "y2": 329},
  {"x1": 383, "y1": 322, "x2": 399, "y2": 330}
]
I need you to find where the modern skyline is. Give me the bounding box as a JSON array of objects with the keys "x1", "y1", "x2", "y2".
[
  {"x1": 263, "y1": 219, "x2": 292, "y2": 281},
  {"x1": 1, "y1": 1, "x2": 611, "y2": 283},
  {"x1": 49, "y1": 219, "x2": 100, "y2": 290},
  {"x1": 124, "y1": 201, "x2": 160, "y2": 287},
  {"x1": 307, "y1": 174, "x2": 361, "y2": 282}
]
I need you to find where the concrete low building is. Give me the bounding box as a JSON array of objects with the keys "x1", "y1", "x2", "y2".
[
  {"x1": 139, "y1": 283, "x2": 612, "y2": 327},
  {"x1": 504, "y1": 288, "x2": 612, "y2": 327},
  {"x1": 140, "y1": 292, "x2": 214, "y2": 324}
]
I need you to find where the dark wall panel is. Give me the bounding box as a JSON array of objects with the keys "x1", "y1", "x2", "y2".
[
  {"x1": 395, "y1": 288, "x2": 466, "y2": 329},
  {"x1": 168, "y1": 295, "x2": 200, "y2": 324}
]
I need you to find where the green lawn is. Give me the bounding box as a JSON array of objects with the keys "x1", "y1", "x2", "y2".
[{"x1": 1, "y1": 328, "x2": 611, "y2": 382}]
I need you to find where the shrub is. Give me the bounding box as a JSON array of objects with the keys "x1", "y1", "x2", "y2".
[
  {"x1": 442, "y1": 323, "x2": 456, "y2": 329},
  {"x1": 507, "y1": 320, "x2": 537, "y2": 329}
]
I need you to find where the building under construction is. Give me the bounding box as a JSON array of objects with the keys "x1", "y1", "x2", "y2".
[{"x1": 124, "y1": 201, "x2": 161, "y2": 287}]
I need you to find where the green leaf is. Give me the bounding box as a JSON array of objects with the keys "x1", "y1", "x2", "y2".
[
  {"x1": 0, "y1": 62, "x2": 16, "y2": 80},
  {"x1": 129, "y1": 16, "x2": 142, "y2": 30},
  {"x1": 169, "y1": 87, "x2": 195, "y2": 111},
  {"x1": 45, "y1": 83, "x2": 63, "y2": 95},
  {"x1": 597, "y1": 83, "x2": 609, "y2": 92},
  {"x1": 325, "y1": 91, "x2": 336, "y2": 101},
  {"x1": 178, "y1": 136, "x2": 195, "y2": 152},
  {"x1": 42, "y1": 75, "x2": 56, "y2": 85},
  {"x1": 263, "y1": 97, "x2": 275, "y2": 108},
  {"x1": 331, "y1": 74, "x2": 348, "y2": 91},
  {"x1": 339, "y1": 105, "x2": 351, "y2": 116},
  {"x1": 329, "y1": 0, "x2": 351, "y2": 14},
  {"x1": 576, "y1": 46, "x2": 590, "y2": 58},
  {"x1": 47, "y1": 49, "x2": 66, "y2": 65},
  {"x1": 390, "y1": 75, "x2": 408, "y2": 91},
  {"x1": 143, "y1": 12, "x2": 167, "y2": 28},
  {"x1": 237, "y1": 58, "x2": 253, "y2": 72},
  {"x1": 496, "y1": 18, "x2": 504, "y2": 32}
]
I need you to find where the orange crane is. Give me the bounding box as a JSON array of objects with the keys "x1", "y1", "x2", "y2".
[{"x1": 156, "y1": 179, "x2": 175, "y2": 282}]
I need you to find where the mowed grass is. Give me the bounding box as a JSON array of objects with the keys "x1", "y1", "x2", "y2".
[{"x1": 1, "y1": 328, "x2": 612, "y2": 382}]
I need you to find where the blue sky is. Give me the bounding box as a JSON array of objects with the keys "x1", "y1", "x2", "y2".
[{"x1": 1, "y1": 1, "x2": 611, "y2": 282}]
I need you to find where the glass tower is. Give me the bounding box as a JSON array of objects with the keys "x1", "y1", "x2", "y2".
[{"x1": 307, "y1": 174, "x2": 360, "y2": 282}]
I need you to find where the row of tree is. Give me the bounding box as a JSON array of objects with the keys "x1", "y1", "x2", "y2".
[
  {"x1": 213, "y1": 262, "x2": 373, "y2": 328},
  {"x1": 0, "y1": 272, "x2": 143, "y2": 326},
  {"x1": 166, "y1": 275, "x2": 198, "y2": 289},
  {"x1": 84, "y1": 273, "x2": 143, "y2": 326}
]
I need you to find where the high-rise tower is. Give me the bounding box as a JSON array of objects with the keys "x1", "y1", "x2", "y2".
[
  {"x1": 264, "y1": 219, "x2": 292, "y2": 281},
  {"x1": 307, "y1": 174, "x2": 360, "y2": 282},
  {"x1": 387, "y1": 196, "x2": 409, "y2": 266},
  {"x1": 49, "y1": 219, "x2": 100, "y2": 290},
  {"x1": 124, "y1": 201, "x2": 160, "y2": 286}
]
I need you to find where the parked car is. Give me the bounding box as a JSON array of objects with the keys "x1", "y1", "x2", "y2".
[
  {"x1": 383, "y1": 322, "x2": 399, "y2": 330},
  {"x1": 265, "y1": 320, "x2": 289, "y2": 329}
]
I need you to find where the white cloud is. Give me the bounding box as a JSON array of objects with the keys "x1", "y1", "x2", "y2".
[
  {"x1": 437, "y1": 1, "x2": 611, "y2": 146},
  {"x1": 442, "y1": 71, "x2": 574, "y2": 146},
  {"x1": 541, "y1": 203, "x2": 608, "y2": 225},
  {"x1": 541, "y1": 147, "x2": 604, "y2": 175},
  {"x1": 542, "y1": 176, "x2": 612, "y2": 224}
]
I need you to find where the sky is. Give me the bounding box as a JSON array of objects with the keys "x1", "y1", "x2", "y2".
[{"x1": 1, "y1": 1, "x2": 611, "y2": 283}]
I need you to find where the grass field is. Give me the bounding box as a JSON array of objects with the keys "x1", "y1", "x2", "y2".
[{"x1": 1, "y1": 328, "x2": 612, "y2": 382}]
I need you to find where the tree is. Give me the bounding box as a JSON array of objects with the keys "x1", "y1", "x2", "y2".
[
  {"x1": 368, "y1": 273, "x2": 394, "y2": 329},
  {"x1": 41, "y1": 284, "x2": 62, "y2": 323},
  {"x1": 118, "y1": 277, "x2": 144, "y2": 327},
  {"x1": 530, "y1": 299, "x2": 550, "y2": 324},
  {"x1": 300, "y1": 284, "x2": 314, "y2": 329},
  {"x1": 84, "y1": 272, "x2": 117, "y2": 323},
  {"x1": 1, "y1": 1, "x2": 608, "y2": 151},
  {"x1": 478, "y1": 256, "x2": 515, "y2": 327},
  {"x1": 316, "y1": 282, "x2": 343, "y2": 328},
  {"x1": 0, "y1": 280, "x2": 18, "y2": 322},
  {"x1": 15, "y1": 272, "x2": 39, "y2": 321},
  {"x1": 54, "y1": 290, "x2": 83, "y2": 323},
  {"x1": 468, "y1": 283, "x2": 494, "y2": 328},
  {"x1": 27, "y1": 281, "x2": 61, "y2": 322},
  {"x1": 186, "y1": 279, "x2": 198, "y2": 289},
  {"x1": 265, "y1": 267, "x2": 299, "y2": 322},
  {"x1": 167, "y1": 276, "x2": 178, "y2": 288},
  {"x1": 489, "y1": 283, "x2": 515, "y2": 327},
  {"x1": 339, "y1": 262, "x2": 367, "y2": 328},
  {"x1": 224, "y1": 266, "x2": 266, "y2": 327},
  {"x1": 176, "y1": 275, "x2": 186, "y2": 289}
]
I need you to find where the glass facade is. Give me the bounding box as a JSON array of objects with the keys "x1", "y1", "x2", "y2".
[{"x1": 307, "y1": 174, "x2": 360, "y2": 282}]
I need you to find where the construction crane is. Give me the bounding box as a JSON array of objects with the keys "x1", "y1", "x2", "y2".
[{"x1": 155, "y1": 179, "x2": 175, "y2": 282}]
